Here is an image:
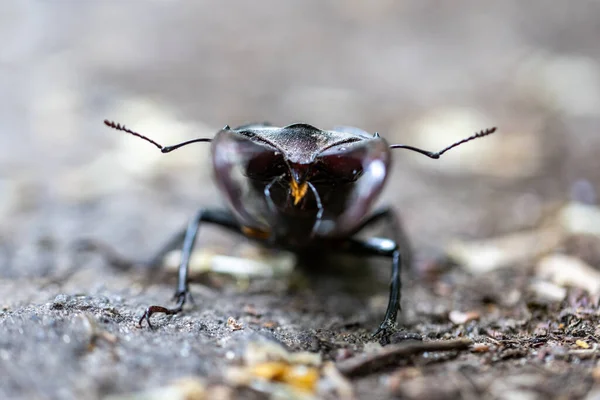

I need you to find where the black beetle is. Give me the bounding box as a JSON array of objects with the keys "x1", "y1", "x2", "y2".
[{"x1": 102, "y1": 120, "x2": 496, "y2": 335}]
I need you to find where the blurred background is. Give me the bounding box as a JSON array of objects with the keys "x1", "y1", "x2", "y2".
[
  {"x1": 3, "y1": 2, "x2": 600, "y2": 399},
  {"x1": 1, "y1": 1, "x2": 599, "y2": 283}
]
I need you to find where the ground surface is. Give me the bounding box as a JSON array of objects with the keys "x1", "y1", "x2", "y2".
[{"x1": 2, "y1": 2, "x2": 600, "y2": 399}]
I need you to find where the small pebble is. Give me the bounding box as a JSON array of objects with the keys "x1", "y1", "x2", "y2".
[{"x1": 449, "y1": 310, "x2": 480, "y2": 325}]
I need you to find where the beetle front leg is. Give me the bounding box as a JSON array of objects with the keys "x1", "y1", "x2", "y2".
[
  {"x1": 139, "y1": 208, "x2": 241, "y2": 329},
  {"x1": 349, "y1": 207, "x2": 413, "y2": 272},
  {"x1": 345, "y1": 207, "x2": 413, "y2": 336},
  {"x1": 339, "y1": 237, "x2": 401, "y2": 337}
]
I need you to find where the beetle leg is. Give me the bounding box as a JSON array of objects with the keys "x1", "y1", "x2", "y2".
[
  {"x1": 264, "y1": 174, "x2": 285, "y2": 215},
  {"x1": 340, "y1": 207, "x2": 412, "y2": 337},
  {"x1": 338, "y1": 237, "x2": 402, "y2": 337},
  {"x1": 139, "y1": 208, "x2": 241, "y2": 329},
  {"x1": 144, "y1": 209, "x2": 242, "y2": 268},
  {"x1": 307, "y1": 181, "x2": 324, "y2": 237},
  {"x1": 348, "y1": 207, "x2": 413, "y2": 271}
]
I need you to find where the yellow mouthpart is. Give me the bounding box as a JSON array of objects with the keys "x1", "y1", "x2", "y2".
[{"x1": 290, "y1": 178, "x2": 308, "y2": 206}]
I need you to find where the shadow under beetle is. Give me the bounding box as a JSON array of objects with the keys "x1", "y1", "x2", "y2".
[{"x1": 102, "y1": 119, "x2": 496, "y2": 336}]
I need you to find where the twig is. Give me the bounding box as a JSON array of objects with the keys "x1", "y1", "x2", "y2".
[
  {"x1": 336, "y1": 338, "x2": 472, "y2": 377},
  {"x1": 568, "y1": 348, "x2": 600, "y2": 359}
]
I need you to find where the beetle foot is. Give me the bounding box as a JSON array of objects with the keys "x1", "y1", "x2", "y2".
[
  {"x1": 138, "y1": 291, "x2": 188, "y2": 329},
  {"x1": 371, "y1": 318, "x2": 398, "y2": 340},
  {"x1": 175, "y1": 289, "x2": 195, "y2": 305}
]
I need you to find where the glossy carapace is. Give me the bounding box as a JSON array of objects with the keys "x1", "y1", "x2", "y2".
[
  {"x1": 211, "y1": 123, "x2": 393, "y2": 246},
  {"x1": 103, "y1": 119, "x2": 496, "y2": 335}
]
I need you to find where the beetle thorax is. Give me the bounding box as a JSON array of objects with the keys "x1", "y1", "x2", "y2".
[{"x1": 247, "y1": 124, "x2": 362, "y2": 164}]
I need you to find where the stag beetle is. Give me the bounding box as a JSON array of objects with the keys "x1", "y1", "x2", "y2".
[{"x1": 102, "y1": 120, "x2": 496, "y2": 336}]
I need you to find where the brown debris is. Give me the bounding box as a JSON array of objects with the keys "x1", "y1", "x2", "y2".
[
  {"x1": 471, "y1": 343, "x2": 491, "y2": 353},
  {"x1": 223, "y1": 341, "x2": 356, "y2": 399},
  {"x1": 262, "y1": 321, "x2": 278, "y2": 329},
  {"x1": 576, "y1": 340, "x2": 591, "y2": 349},
  {"x1": 243, "y1": 342, "x2": 322, "y2": 367},
  {"x1": 250, "y1": 361, "x2": 319, "y2": 392},
  {"x1": 242, "y1": 304, "x2": 260, "y2": 317},
  {"x1": 336, "y1": 338, "x2": 472, "y2": 377},
  {"x1": 226, "y1": 317, "x2": 243, "y2": 331}
]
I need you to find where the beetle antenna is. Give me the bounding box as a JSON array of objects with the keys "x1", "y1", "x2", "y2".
[
  {"x1": 104, "y1": 120, "x2": 212, "y2": 153},
  {"x1": 390, "y1": 127, "x2": 497, "y2": 159}
]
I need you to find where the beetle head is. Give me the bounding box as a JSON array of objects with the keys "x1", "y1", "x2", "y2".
[
  {"x1": 105, "y1": 119, "x2": 497, "y2": 242},
  {"x1": 210, "y1": 123, "x2": 389, "y2": 238},
  {"x1": 220, "y1": 123, "x2": 369, "y2": 208}
]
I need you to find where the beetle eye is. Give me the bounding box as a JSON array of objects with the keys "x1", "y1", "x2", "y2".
[{"x1": 245, "y1": 150, "x2": 286, "y2": 181}]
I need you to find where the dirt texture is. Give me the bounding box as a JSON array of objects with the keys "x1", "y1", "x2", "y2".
[{"x1": 2, "y1": 2, "x2": 600, "y2": 399}]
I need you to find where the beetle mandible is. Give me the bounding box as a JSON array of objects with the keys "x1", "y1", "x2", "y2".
[{"x1": 103, "y1": 120, "x2": 496, "y2": 336}]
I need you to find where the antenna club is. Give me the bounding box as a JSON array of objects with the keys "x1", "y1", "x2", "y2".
[
  {"x1": 476, "y1": 127, "x2": 497, "y2": 137},
  {"x1": 104, "y1": 119, "x2": 131, "y2": 134}
]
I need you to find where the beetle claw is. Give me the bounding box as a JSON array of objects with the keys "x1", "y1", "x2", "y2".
[
  {"x1": 371, "y1": 326, "x2": 386, "y2": 338},
  {"x1": 371, "y1": 318, "x2": 397, "y2": 339},
  {"x1": 138, "y1": 292, "x2": 188, "y2": 329},
  {"x1": 138, "y1": 309, "x2": 156, "y2": 330},
  {"x1": 172, "y1": 289, "x2": 193, "y2": 306}
]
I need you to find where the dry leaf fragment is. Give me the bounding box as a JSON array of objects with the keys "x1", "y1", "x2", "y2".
[
  {"x1": 449, "y1": 310, "x2": 480, "y2": 325},
  {"x1": 471, "y1": 343, "x2": 490, "y2": 353},
  {"x1": 536, "y1": 254, "x2": 600, "y2": 294},
  {"x1": 529, "y1": 280, "x2": 568, "y2": 303},
  {"x1": 226, "y1": 341, "x2": 323, "y2": 396},
  {"x1": 227, "y1": 317, "x2": 243, "y2": 331},
  {"x1": 165, "y1": 249, "x2": 296, "y2": 279}
]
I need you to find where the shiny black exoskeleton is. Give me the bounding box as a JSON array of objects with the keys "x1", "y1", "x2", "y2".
[{"x1": 102, "y1": 120, "x2": 496, "y2": 336}]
